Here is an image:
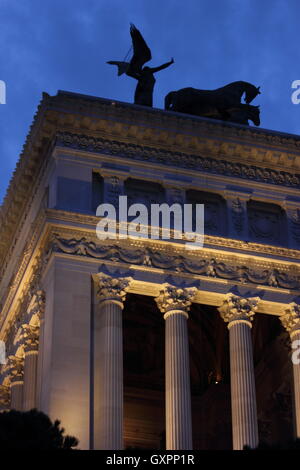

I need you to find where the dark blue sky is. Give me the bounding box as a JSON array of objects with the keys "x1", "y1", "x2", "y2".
[{"x1": 1, "y1": 0, "x2": 300, "y2": 203}]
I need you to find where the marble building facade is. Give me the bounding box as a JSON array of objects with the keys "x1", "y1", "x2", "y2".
[{"x1": 0, "y1": 91, "x2": 300, "y2": 449}]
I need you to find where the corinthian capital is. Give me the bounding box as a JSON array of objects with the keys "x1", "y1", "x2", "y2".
[
  {"x1": 280, "y1": 303, "x2": 300, "y2": 338},
  {"x1": 155, "y1": 284, "x2": 197, "y2": 319},
  {"x1": 96, "y1": 272, "x2": 132, "y2": 307},
  {"x1": 27, "y1": 290, "x2": 45, "y2": 320},
  {"x1": 21, "y1": 324, "x2": 40, "y2": 353},
  {"x1": 218, "y1": 293, "x2": 259, "y2": 328},
  {"x1": 6, "y1": 355, "x2": 24, "y2": 382},
  {"x1": 0, "y1": 385, "x2": 10, "y2": 407}
]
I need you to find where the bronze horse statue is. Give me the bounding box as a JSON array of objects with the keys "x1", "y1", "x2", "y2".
[{"x1": 165, "y1": 81, "x2": 261, "y2": 126}]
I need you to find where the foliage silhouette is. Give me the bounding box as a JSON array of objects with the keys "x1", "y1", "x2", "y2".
[{"x1": 0, "y1": 409, "x2": 78, "y2": 450}]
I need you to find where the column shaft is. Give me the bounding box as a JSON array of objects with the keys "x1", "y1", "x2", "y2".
[
  {"x1": 10, "y1": 381, "x2": 24, "y2": 410},
  {"x1": 292, "y1": 331, "x2": 300, "y2": 437},
  {"x1": 165, "y1": 312, "x2": 193, "y2": 450},
  {"x1": 280, "y1": 303, "x2": 300, "y2": 439},
  {"x1": 229, "y1": 321, "x2": 258, "y2": 449},
  {"x1": 94, "y1": 300, "x2": 123, "y2": 450},
  {"x1": 23, "y1": 351, "x2": 38, "y2": 410}
]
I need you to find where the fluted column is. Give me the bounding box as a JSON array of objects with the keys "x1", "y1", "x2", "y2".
[
  {"x1": 9, "y1": 356, "x2": 24, "y2": 411},
  {"x1": 280, "y1": 303, "x2": 300, "y2": 437},
  {"x1": 218, "y1": 293, "x2": 259, "y2": 450},
  {"x1": 94, "y1": 272, "x2": 132, "y2": 450},
  {"x1": 28, "y1": 290, "x2": 45, "y2": 410},
  {"x1": 22, "y1": 324, "x2": 40, "y2": 410},
  {"x1": 155, "y1": 284, "x2": 197, "y2": 450}
]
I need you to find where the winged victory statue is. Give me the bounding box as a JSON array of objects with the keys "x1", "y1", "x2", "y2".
[{"x1": 107, "y1": 24, "x2": 174, "y2": 107}]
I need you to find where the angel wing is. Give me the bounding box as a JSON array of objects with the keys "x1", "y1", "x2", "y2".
[
  {"x1": 129, "y1": 23, "x2": 152, "y2": 75},
  {"x1": 106, "y1": 61, "x2": 130, "y2": 76}
]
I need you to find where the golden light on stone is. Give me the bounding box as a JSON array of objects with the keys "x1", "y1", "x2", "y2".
[{"x1": 0, "y1": 91, "x2": 299, "y2": 449}]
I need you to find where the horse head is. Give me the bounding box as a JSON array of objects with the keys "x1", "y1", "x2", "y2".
[{"x1": 245, "y1": 84, "x2": 261, "y2": 104}]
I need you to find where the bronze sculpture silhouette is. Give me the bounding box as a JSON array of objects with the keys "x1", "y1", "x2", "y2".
[
  {"x1": 165, "y1": 81, "x2": 261, "y2": 126},
  {"x1": 107, "y1": 24, "x2": 174, "y2": 107}
]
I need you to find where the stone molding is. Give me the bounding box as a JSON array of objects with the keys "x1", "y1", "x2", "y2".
[
  {"x1": 218, "y1": 293, "x2": 260, "y2": 327},
  {"x1": 280, "y1": 302, "x2": 300, "y2": 338},
  {"x1": 48, "y1": 234, "x2": 300, "y2": 290},
  {"x1": 56, "y1": 131, "x2": 300, "y2": 189}
]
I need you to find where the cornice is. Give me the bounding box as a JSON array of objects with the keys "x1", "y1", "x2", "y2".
[
  {"x1": 1, "y1": 91, "x2": 300, "y2": 279},
  {"x1": 55, "y1": 131, "x2": 300, "y2": 189},
  {"x1": 50, "y1": 91, "x2": 300, "y2": 156}
]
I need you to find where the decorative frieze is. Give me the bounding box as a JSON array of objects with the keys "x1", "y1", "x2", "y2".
[
  {"x1": 56, "y1": 132, "x2": 300, "y2": 189},
  {"x1": 47, "y1": 234, "x2": 300, "y2": 290}
]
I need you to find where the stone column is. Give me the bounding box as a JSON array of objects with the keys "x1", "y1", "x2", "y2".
[
  {"x1": 280, "y1": 302, "x2": 300, "y2": 437},
  {"x1": 94, "y1": 272, "x2": 132, "y2": 450},
  {"x1": 9, "y1": 356, "x2": 24, "y2": 411},
  {"x1": 22, "y1": 324, "x2": 40, "y2": 410},
  {"x1": 218, "y1": 293, "x2": 259, "y2": 450},
  {"x1": 29, "y1": 290, "x2": 45, "y2": 410},
  {"x1": 155, "y1": 284, "x2": 197, "y2": 450}
]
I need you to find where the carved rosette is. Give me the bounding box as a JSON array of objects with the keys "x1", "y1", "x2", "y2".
[
  {"x1": 0, "y1": 385, "x2": 10, "y2": 407},
  {"x1": 280, "y1": 303, "x2": 300, "y2": 338},
  {"x1": 96, "y1": 272, "x2": 132, "y2": 308},
  {"x1": 155, "y1": 284, "x2": 197, "y2": 319},
  {"x1": 218, "y1": 293, "x2": 260, "y2": 328}
]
